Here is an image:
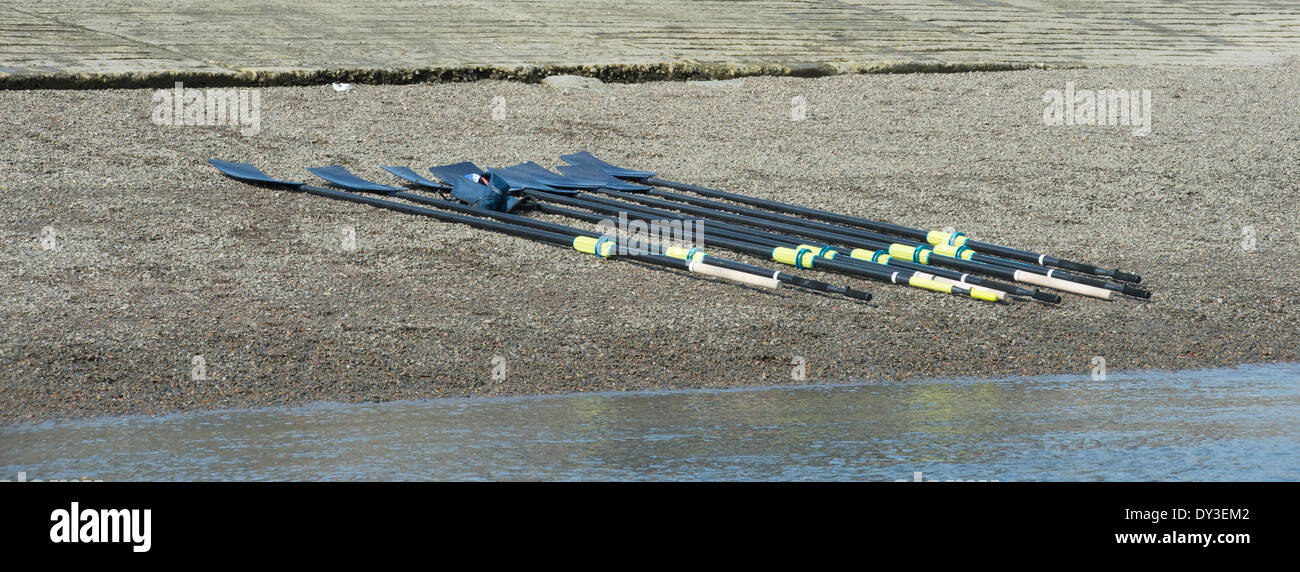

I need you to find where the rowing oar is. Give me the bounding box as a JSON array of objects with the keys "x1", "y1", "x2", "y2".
[
  {"x1": 420, "y1": 162, "x2": 1004, "y2": 303},
  {"x1": 528, "y1": 194, "x2": 1038, "y2": 304},
  {"x1": 548, "y1": 176, "x2": 1140, "y2": 300},
  {"x1": 490, "y1": 164, "x2": 1076, "y2": 302},
  {"x1": 548, "y1": 163, "x2": 1150, "y2": 300},
  {"x1": 474, "y1": 163, "x2": 1098, "y2": 301},
  {"x1": 295, "y1": 163, "x2": 874, "y2": 302},
  {"x1": 207, "y1": 159, "x2": 861, "y2": 296},
  {"x1": 476, "y1": 163, "x2": 1049, "y2": 303},
  {"x1": 530, "y1": 196, "x2": 1024, "y2": 303},
  {"x1": 560, "y1": 151, "x2": 1144, "y2": 285},
  {"x1": 523, "y1": 186, "x2": 1034, "y2": 303},
  {"x1": 459, "y1": 162, "x2": 1021, "y2": 302}
]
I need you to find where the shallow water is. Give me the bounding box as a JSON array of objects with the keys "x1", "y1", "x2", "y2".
[{"x1": 2, "y1": 363, "x2": 1297, "y2": 481}]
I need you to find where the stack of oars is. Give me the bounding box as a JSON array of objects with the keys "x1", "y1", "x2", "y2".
[{"x1": 210, "y1": 152, "x2": 1149, "y2": 305}]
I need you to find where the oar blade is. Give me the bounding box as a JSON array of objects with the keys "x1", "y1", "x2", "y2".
[
  {"x1": 307, "y1": 165, "x2": 406, "y2": 193},
  {"x1": 485, "y1": 167, "x2": 565, "y2": 193},
  {"x1": 382, "y1": 166, "x2": 449, "y2": 190},
  {"x1": 428, "y1": 162, "x2": 486, "y2": 185},
  {"x1": 555, "y1": 164, "x2": 653, "y2": 191},
  {"x1": 451, "y1": 177, "x2": 525, "y2": 213},
  {"x1": 208, "y1": 159, "x2": 304, "y2": 187},
  {"x1": 486, "y1": 165, "x2": 578, "y2": 195},
  {"x1": 504, "y1": 162, "x2": 604, "y2": 189},
  {"x1": 559, "y1": 150, "x2": 656, "y2": 179}
]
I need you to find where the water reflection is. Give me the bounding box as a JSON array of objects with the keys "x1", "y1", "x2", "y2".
[{"x1": 1, "y1": 363, "x2": 1297, "y2": 481}]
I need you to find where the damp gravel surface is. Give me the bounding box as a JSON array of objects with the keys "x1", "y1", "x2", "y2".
[{"x1": 2, "y1": 62, "x2": 1298, "y2": 423}]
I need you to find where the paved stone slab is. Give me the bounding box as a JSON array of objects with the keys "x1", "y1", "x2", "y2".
[{"x1": 3, "y1": 0, "x2": 1300, "y2": 87}]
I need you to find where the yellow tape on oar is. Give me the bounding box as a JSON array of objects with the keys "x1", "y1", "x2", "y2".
[
  {"x1": 572, "y1": 236, "x2": 615, "y2": 258},
  {"x1": 932, "y1": 242, "x2": 975, "y2": 260},
  {"x1": 888, "y1": 244, "x2": 932, "y2": 264},
  {"x1": 907, "y1": 273, "x2": 999, "y2": 302},
  {"x1": 926, "y1": 230, "x2": 968, "y2": 247},
  {"x1": 920, "y1": 272, "x2": 1007, "y2": 303},
  {"x1": 848, "y1": 249, "x2": 892, "y2": 265},
  {"x1": 663, "y1": 246, "x2": 707, "y2": 262},
  {"x1": 772, "y1": 247, "x2": 816, "y2": 268},
  {"x1": 907, "y1": 274, "x2": 954, "y2": 294}
]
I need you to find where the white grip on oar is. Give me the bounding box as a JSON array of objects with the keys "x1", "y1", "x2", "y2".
[
  {"x1": 689, "y1": 261, "x2": 781, "y2": 289},
  {"x1": 1013, "y1": 270, "x2": 1113, "y2": 300}
]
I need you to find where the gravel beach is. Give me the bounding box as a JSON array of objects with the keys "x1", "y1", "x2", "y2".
[{"x1": 2, "y1": 62, "x2": 1298, "y2": 423}]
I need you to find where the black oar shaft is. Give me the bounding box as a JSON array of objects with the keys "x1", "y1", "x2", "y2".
[
  {"x1": 264, "y1": 184, "x2": 790, "y2": 290},
  {"x1": 595, "y1": 186, "x2": 1147, "y2": 298},
  {"x1": 539, "y1": 200, "x2": 1044, "y2": 302},
  {"x1": 304, "y1": 183, "x2": 573, "y2": 245},
  {"x1": 384, "y1": 190, "x2": 869, "y2": 300},
  {"x1": 285, "y1": 162, "x2": 876, "y2": 301},
  {"x1": 547, "y1": 187, "x2": 1130, "y2": 300},
  {"x1": 648, "y1": 177, "x2": 926, "y2": 240},
  {"x1": 521, "y1": 193, "x2": 999, "y2": 302},
  {"x1": 533, "y1": 189, "x2": 1015, "y2": 282},
  {"x1": 643, "y1": 177, "x2": 1141, "y2": 283}
]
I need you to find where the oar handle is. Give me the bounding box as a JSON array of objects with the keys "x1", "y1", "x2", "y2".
[
  {"x1": 1032, "y1": 290, "x2": 1063, "y2": 304},
  {"x1": 1121, "y1": 283, "x2": 1152, "y2": 299},
  {"x1": 1054, "y1": 258, "x2": 1143, "y2": 284},
  {"x1": 838, "y1": 288, "x2": 874, "y2": 301},
  {"x1": 1113, "y1": 270, "x2": 1143, "y2": 284},
  {"x1": 1014, "y1": 271, "x2": 1114, "y2": 300},
  {"x1": 688, "y1": 261, "x2": 781, "y2": 289}
]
